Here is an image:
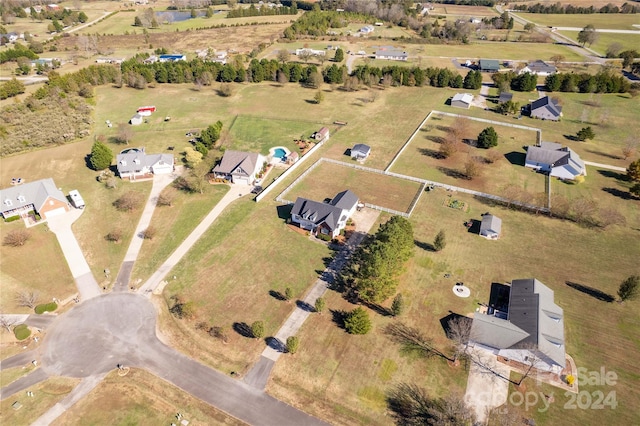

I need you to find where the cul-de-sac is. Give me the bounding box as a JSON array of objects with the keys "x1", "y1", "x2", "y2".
[{"x1": 1, "y1": 1, "x2": 639, "y2": 425}]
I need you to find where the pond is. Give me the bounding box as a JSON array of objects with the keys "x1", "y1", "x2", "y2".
[{"x1": 155, "y1": 10, "x2": 208, "y2": 22}]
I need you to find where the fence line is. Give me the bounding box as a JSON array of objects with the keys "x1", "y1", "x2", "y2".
[
  {"x1": 363, "y1": 203, "x2": 409, "y2": 218},
  {"x1": 385, "y1": 111, "x2": 434, "y2": 172},
  {"x1": 269, "y1": 151, "x2": 325, "y2": 203}
]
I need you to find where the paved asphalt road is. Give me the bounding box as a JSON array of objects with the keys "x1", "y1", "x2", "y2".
[{"x1": 2, "y1": 293, "x2": 328, "y2": 425}]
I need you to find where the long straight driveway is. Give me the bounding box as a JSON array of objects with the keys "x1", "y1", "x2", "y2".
[
  {"x1": 138, "y1": 183, "x2": 250, "y2": 295},
  {"x1": 47, "y1": 209, "x2": 102, "y2": 300}
]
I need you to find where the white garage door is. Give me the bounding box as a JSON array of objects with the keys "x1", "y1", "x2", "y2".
[{"x1": 44, "y1": 207, "x2": 67, "y2": 219}]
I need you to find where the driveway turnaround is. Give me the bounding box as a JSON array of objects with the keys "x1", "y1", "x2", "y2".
[
  {"x1": 1, "y1": 293, "x2": 328, "y2": 426},
  {"x1": 46, "y1": 209, "x2": 102, "y2": 300}
]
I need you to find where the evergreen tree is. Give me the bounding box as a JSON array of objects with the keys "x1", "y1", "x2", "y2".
[
  {"x1": 333, "y1": 47, "x2": 344, "y2": 62},
  {"x1": 433, "y1": 229, "x2": 446, "y2": 252},
  {"x1": 576, "y1": 126, "x2": 595, "y2": 141},
  {"x1": 315, "y1": 297, "x2": 325, "y2": 314},
  {"x1": 90, "y1": 141, "x2": 114, "y2": 170},
  {"x1": 618, "y1": 275, "x2": 639, "y2": 302},
  {"x1": 251, "y1": 321, "x2": 265, "y2": 339},
  {"x1": 286, "y1": 336, "x2": 300, "y2": 354},
  {"x1": 345, "y1": 307, "x2": 372, "y2": 335},
  {"x1": 627, "y1": 159, "x2": 640, "y2": 182},
  {"x1": 391, "y1": 293, "x2": 404, "y2": 317},
  {"x1": 477, "y1": 127, "x2": 499, "y2": 148}
]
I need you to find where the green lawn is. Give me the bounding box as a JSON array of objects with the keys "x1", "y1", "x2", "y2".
[
  {"x1": 130, "y1": 184, "x2": 229, "y2": 284},
  {"x1": 270, "y1": 189, "x2": 640, "y2": 425},
  {"x1": 159, "y1": 197, "x2": 332, "y2": 374},
  {"x1": 420, "y1": 41, "x2": 585, "y2": 62},
  {"x1": 229, "y1": 116, "x2": 322, "y2": 156},
  {"x1": 558, "y1": 31, "x2": 640, "y2": 55},
  {"x1": 521, "y1": 13, "x2": 640, "y2": 30}
]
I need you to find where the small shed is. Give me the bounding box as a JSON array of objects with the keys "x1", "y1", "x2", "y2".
[
  {"x1": 129, "y1": 114, "x2": 143, "y2": 126},
  {"x1": 351, "y1": 143, "x2": 371, "y2": 159},
  {"x1": 314, "y1": 127, "x2": 330, "y2": 141},
  {"x1": 451, "y1": 93, "x2": 473, "y2": 109},
  {"x1": 286, "y1": 151, "x2": 299, "y2": 165},
  {"x1": 480, "y1": 214, "x2": 502, "y2": 239}
]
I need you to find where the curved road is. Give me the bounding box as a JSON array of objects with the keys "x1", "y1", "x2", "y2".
[{"x1": 1, "y1": 293, "x2": 328, "y2": 426}]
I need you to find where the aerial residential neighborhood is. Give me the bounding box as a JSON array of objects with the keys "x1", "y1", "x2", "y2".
[{"x1": 1, "y1": 1, "x2": 639, "y2": 425}]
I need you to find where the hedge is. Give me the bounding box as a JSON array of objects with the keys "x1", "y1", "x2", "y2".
[
  {"x1": 14, "y1": 324, "x2": 31, "y2": 340},
  {"x1": 35, "y1": 301, "x2": 58, "y2": 314}
]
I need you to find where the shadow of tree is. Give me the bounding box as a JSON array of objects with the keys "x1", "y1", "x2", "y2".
[
  {"x1": 418, "y1": 147, "x2": 443, "y2": 159},
  {"x1": 265, "y1": 336, "x2": 286, "y2": 352},
  {"x1": 330, "y1": 309, "x2": 348, "y2": 330},
  {"x1": 585, "y1": 149, "x2": 621, "y2": 161},
  {"x1": 269, "y1": 290, "x2": 286, "y2": 301},
  {"x1": 603, "y1": 187, "x2": 633, "y2": 200},
  {"x1": 436, "y1": 166, "x2": 467, "y2": 180},
  {"x1": 296, "y1": 300, "x2": 315, "y2": 312},
  {"x1": 232, "y1": 322, "x2": 253, "y2": 338},
  {"x1": 439, "y1": 312, "x2": 472, "y2": 339},
  {"x1": 276, "y1": 204, "x2": 293, "y2": 220},
  {"x1": 597, "y1": 169, "x2": 627, "y2": 181},
  {"x1": 426, "y1": 135, "x2": 445, "y2": 144},
  {"x1": 361, "y1": 300, "x2": 392, "y2": 317},
  {"x1": 566, "y1": 281, "x2": 615, "y2": 303},
  {"x1": 414, "y1": 239, "x2": 435, "y2": 251}
]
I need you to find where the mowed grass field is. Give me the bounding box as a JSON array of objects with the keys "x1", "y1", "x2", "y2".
[
  {"x1": 158, "y1": 197, "x2": 332, "y2": 374},
  {"x1": 0, "y1": 376, "x2": 80, "y2": 425},
  {"x1": 520, "y1": 13, "x2": 640, "y2": 30},
  {"x1": 229, "y1": 115, "x2": 322, "y2": 155},
  {"x1": 284, "y1": 161, "x2": 422, "y2": 213},
  {"x1": 558, "y1": 31, "x2": 640, "y2": 55},
  {"x1": 419, "y1": 41, "x2": 584, "y2": 62},
  {"x1": 51, "y1": 369, "x2": 244, "y2": 426},
  {"x1": 0, "y1": 223, "x2": 75, "y2": 312},
  {"x1": 390, "y1": 113, "x2": 546, "y2": 198},
  {"x1": 130, "y1": 185, "x2": 229, "y2": 285},
  {"x1": 270, "y1": 188, "x2": 640, "y2": 425},
  {"x1": 0, "y1": 138, "x2": 153, "y2": 289}
]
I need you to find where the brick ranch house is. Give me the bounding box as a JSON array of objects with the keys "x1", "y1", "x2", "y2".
[{"x1": 0, "y1": 178, "x2": 70, "y2": 220}]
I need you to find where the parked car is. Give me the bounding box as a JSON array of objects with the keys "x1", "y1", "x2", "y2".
[{"x1": 69, "y1": 190, "x2": 85, "y2": 209}]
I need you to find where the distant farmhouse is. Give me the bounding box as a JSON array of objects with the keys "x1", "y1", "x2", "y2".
[
  {"x1": 290, "y1": 190, "x2": 359, "y2": 238},
  {"x1": 212, "y1": 150, "x2": 266, "y2": 185},
  {"x1": 117, "y1": 148, "x2": 174, "y2": 180},
  {"x1": 529, "y1": 96, "x2": 562, "y2": 121},
  {"x1": 295, "y1": 48, "x2": 325, "y2": 57},
  {"x1": 520, "y1": 60, "x2": 556, "y2": 76},
  {"x1": 374, "y1": 47, "x2": 408, "y2": 61},
  {"x1": 479, "y1": 59, "x2": 500, "y2": 72},
  {"x1": 525, "y1": 142, "x2": 586, "y2": 181},
  {"x1": 0, "y1": 178, "x2": 70, "y2": 220},
  {"x1": 451, "y1": 93, "x2": 474, "y2": 109},
  {"x1": 359, "y1": 25, "x2": 374, "y2": 34},
  {"x1": 470, "y1": 278, "x2": 566, "y2": 374},
  {"x1": 159, "y1": 54, "x2": 187, "y2": 63}
]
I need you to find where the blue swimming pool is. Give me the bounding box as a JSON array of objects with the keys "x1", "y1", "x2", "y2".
[{"x1": 273, "y1": 148, "x2": 287, "y2": 159}]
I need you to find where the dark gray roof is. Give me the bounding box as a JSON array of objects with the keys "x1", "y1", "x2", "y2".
[
  {"x1": 480, "y1": 59, "x2": 500, "y2": 70},
  {"x1": 530, "y1": 96, "x2": 562, "y2": 117},
  {"x1": 0, "y1": 178, "x2": 67, "y2": 215},
  {"x1": 526, "y1": 60, "x2": 556, "y2": 74},
  {"x1": 508, "y1": 279, "x2": 565, "y2": 367},
  {"x1": 525, "y1": 145, "x2": 567, "y2": 166},
  {"x1": 291, "y1": 190, "x2": 358, "y2": 232},
  {"x1": 480, "y1": 214, "x2": 502, "y2": 234},
  {"x1": 498, "y1": 92, "x2": 513, "y2": 103},
  {"x1": 470, "y1": 313, "x2": 530, "y2": 349},
  {"x1": 329, "y1": 189, "x2": 359, "y2": 210},
  {"x1": 212, "y1": 150, "x2": 260, "y2": 177},
  {"x1": 352, "y1": 144, "x2": 371, "y2": 155},
  {"x1": 291, "y1": 198, "x2": 343, "y2": 232}
]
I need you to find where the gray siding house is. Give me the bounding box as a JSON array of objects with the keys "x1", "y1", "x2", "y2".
[
  {"x1": 290, "y1": 190, "x2": 358, "y2": 238},
  {"x1": 525, "y1": 142, "x2": 586, "y2": 181}
]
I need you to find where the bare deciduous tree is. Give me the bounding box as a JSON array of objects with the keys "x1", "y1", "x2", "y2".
[
  {"x1": 3, "y1": 229, "x2": 31, "y2": 247},
  {"x1": 0, "y1": 316, "x2": 17, "y2": 333},
  {"x1": 387, "y1": 383, "x2": 476, "y2": 425},
  {"x1": 113, "y1": 191, "x2": 144, "y2": 212},
  {"x1": 116, "y1": 123, "x2": 134, "y2": 145},
  {"x1": 385, "y1": 322, "x2": 451, "y2": 361},
  {"x1": 15, "y1": 291, "x2": 39, "y2": 309},
  {"x1": 447, "y1": 316, "x2": 473, "y2": 362}
]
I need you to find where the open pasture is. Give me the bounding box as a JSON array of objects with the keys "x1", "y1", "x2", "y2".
[
  {"x1": 521, "y1": 12, "x2": 640, "y2": 30},
  {"x1": 284, "y1": 160, "x2": 422, "y2": 213}
]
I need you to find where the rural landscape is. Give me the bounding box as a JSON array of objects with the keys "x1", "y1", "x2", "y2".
[{"x1": 0, "y1": 0, "x2": 639, "y2": 425}]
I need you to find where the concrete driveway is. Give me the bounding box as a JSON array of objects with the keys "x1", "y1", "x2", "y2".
[
  {"x1": 46, "y1": 209, "x2": 102, "y2": 300},
  {"x1": 464, "y1": 346, "x2": 511, "y2": 423}
]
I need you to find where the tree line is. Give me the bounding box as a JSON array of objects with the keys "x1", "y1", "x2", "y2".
[
  {"x1": 0, "y1": 42, "x2": 39, "y2": 64},
  {"x1": 511, "y1": 2, "x2": 639, "y2": 14},
  {"x1": 227, "y1": 2, "x2": 298, "y2": 18},
  {"x1": 545, "y1": 70, "x2": 631, "y2": 94}
]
